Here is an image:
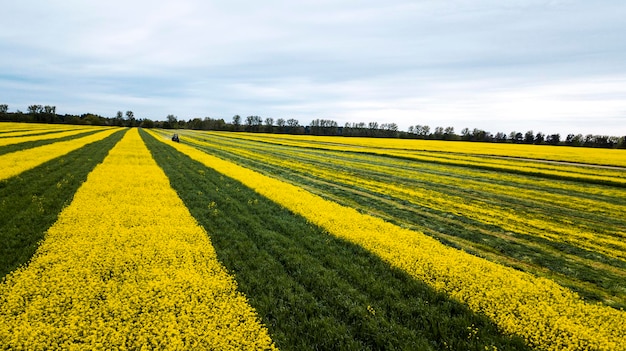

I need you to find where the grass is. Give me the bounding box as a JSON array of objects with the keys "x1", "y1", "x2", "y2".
[
  {"x1": 0, "y1": 129, "x2": 126, "y2": 278},
  {"x1": 171, "y1": 130, "x2": 626, "y2": 310},
  {"x1": 0, "y1": 129, "x2": 103, "y2": 157},
  {"x1": 142, "y1": 129, "x2": 531, "y2": 350}
]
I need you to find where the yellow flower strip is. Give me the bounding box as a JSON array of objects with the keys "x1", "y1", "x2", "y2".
[
  {"x1": 0, "y1": 129, "x2": 277, "y2": 350},
  {"x1": 0, "y1": 122, "x2": 73, "y2": 133},
  {"x1": 197, "y1": 130, "x2": 626, "y2": 199},
  {"x1": 185, "y1": 130, "x2": 626, "y2": 212},
  {"x1": 178, "y1": 130, "x2": 626, "y2": 306},
  {"x1": 177, "y1": 131, "x2": 626, "y2": 261},
  {"x1": 0, "y1": 127, "x2": 79, "y2": 138},
  {"x1": 223, "y1": 132, "x2": 626, "y2": 168},
  {"x1": 150, "y1": 130, "x2": 626, "y2": 351},
  {"x1": 0, "y1": 128, "x2": 122, "y2": 181},
  {"x1": 217, "y1": 132, "x2": 626, "y2": 183},
  {"x1": 193, "y1": 130, "x2": 626, "y2": 219},
  {"x1": 0, "y1": 126, "x2": 102, "y2": 147}
]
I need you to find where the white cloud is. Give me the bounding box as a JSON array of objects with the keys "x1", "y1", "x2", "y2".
[{"x1": 1, "y1": 0, "x2": 625, "y2": 135}]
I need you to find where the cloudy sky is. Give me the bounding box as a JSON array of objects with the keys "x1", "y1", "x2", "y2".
[{"x1": 2, "y1": 0, "x2": 625, "y2": 135}]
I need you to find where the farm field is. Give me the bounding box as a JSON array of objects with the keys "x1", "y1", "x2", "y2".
[{"x1": 1, "y1": 122, "x2": 625, "y2": 350}]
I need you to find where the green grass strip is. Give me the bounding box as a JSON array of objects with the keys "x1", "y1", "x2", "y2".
[
  {"x1": 0, "y1": 128, "x2": 122, "y2": 181},
  {"x1": 0, "y1": 129, "x2": 276, "y2": 349},
  {"x1": 143, "y1": 130, "x2": 531, "y2": 350},
  {"x1": 0, "y1": 129, "x2": 126, "y2": 278},
  {"x1": 0, "y1": 127, "x2": 102, "y2": 147},
  {"x1": 146, "y1": 129, "x2": 626, "y2": 351},
  {"x1": 0, "y1": 129, "x2": 103, "y2": 157},
  {"x1": 175, "y1": 130, "x2": 626, "y2": 308}
]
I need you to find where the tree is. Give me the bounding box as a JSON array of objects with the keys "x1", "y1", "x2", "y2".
[
  {"x1": 264, "y1": 117, "x2": 274, "y2": 132},
  {"x1": 379, "y1": 123, "x2": 399, "y2": 137},
  {"x1": 546, "y1": 133, "x2": 560, "y2": 145},
  {"x1": 433, "y1": 126, "x2": 444, "y2": 139},
  {"x1": 285, "y1": 118, "x2": 302, "y2": 134},
  {"x1": 472, "y1": 128, "x2": 490, "y2": 142},
  {"x1": 443, "y1": 126, "x2": 456, "y2": 140},
  {"x1": 244, "y1": 115, "x2": 262, "y2": 131},
  {"x1": 28, "y1": 105, "x2": 43, "y2": 114},
  {"x1": 310, "y1": 119, "x2": 339, "y2": 135},
  {"x1": 534, "y1": 132, "x2": 545, "y2": 144},
  {"x1": 125, "y1": 111, "x2": 135, "y2": 127},
  {"x1": 245, "y1": 115, "x2": 254, "y2": 129},
  {"x1": 494, "y1": 132, "x2": 507, "y2": 142},
  {"x1": 166, "y1": 114, "x2": 178, "y2": 129},
  {"x1": 140, "y1": 119, "x2": 155, "y2": 128},
  {"x1": 43, "y1": 105, "x2": 56, "y2": 114},
  {"x1": 115, "y1": 111, "x2": 124, "y2": 126},
  {"x1": 462, "y1": 128, "x2": 472, "y2": 141},
  {"x1": 232, "y1": 115, "x2": 241, "y2": 131},
  {"x1": 524, "y1": 130, "x2": 534, "y2": 144},
  {"x1": 0, "y1": 104, "x2": 7, "y2": 121}
]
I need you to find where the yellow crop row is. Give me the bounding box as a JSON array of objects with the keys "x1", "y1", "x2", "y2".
[
  {"x1": 0, "y1": 129, "x2": 277, "y2": 349},
  {"x1": 178, "y1": 131, "x2": 626, "y2": 261},
  {"x1": 150, "y1": 129, "x2": 625, "y2": 351},
  {"x1": 223, "y1": 132, "x2": 626, "y2": 168},
  {"x1": 0, "y1": 122, "x2": 75, "y2": 133},
  {"x1": 0, "y1": 126, "x2": 103, "y2": 147},
  {"x1": 184, "y1": 129, "x2": 626, "y2": 199},
  {"x1": 227, "y1": 132, "x2": 626, "y2": 184},
  {"x1": 0, "y1": 128, "x2": 122, "y2": 181},
  {"x1": 197, "y1": 130, "x2": 625, "y2": 218},
  {"x1": 0, "y1": 127, "x2": 80, "y2": 138}
]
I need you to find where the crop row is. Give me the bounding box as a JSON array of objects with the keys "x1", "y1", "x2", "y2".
[
  {"x1": 2, "y1": 123, "x2": 625, "y2": 350},
  {"x1": 142, "y1": 129, "x2": 532, "y2": 350},
  {"x1": 1, "y1": 124, "x2": 529, "y2": 350},
  {"x1": 0, "y1": 128, "x2": 119, "y2": 181},
  {"x1": 150, "y1": 129, "x2": 626, "y2": 350},
  {"x1": 220, "y1": 132, "x2": 626, "y2": 185},
  {"x1": 179, "y1": 131, "x2": 626, "y2": 258},
  {"x1": 0, "y1": 126, "x2": 103, "y2": 147},
  {"x1": 228, "y1": 132, "x2": 626, "y2": 168},
  {"x1": 168, "y1": 129, "x2": 626, "y2": 309},
  {"x1": 0, "y1": 129, "x2": 276, "y2": 349}
]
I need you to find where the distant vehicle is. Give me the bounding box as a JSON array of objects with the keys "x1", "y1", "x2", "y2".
[{"x1": 172, "y1": 134, "x2": 180, "y2": 142}]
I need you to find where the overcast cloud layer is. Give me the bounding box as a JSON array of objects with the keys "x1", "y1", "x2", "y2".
[{"x1": 2, "y1": 0, "x2": 626, "y2": 135}]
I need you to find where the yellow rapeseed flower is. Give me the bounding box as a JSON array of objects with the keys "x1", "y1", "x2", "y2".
[
  {"x1": 150, "y1": 129, "x2": 626, "y2": 351},
  {"x1": 0, "y1": 126, "x2": 102, "y2": 147},
  {"x1": 0, "y1": 129, "x2": 277, "y2": 350},
  {"x1": 0, "y1": 128, "x2": 122, "y2": 181}
]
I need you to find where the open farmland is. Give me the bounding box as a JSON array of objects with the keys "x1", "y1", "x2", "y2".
[{"x1": 1, "y1": 122, "x2": 625, "y2": 350}]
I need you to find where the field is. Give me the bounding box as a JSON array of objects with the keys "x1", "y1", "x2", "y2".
[{"x1": 1, "y1": 122, "x2": 625, "y2": 350}]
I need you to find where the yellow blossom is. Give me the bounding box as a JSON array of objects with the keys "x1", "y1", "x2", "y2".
[
  {"x1": 0, "y1": 129, "x2": 277, "y2": 350},
  {"x1": 149, "y1": 129, "x2": 626, "y2": 351}
]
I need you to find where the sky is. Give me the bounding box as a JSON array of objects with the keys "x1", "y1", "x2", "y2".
[{"x1": 1, "y1": 0, "x2": 626, "y2": 136}]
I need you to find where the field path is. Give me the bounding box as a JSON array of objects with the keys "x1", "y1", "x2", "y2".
[{"x1": 0, "y1": 129, "x2": 276, "y2": 350}]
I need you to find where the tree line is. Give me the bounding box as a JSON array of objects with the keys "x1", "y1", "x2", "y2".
[{"x1": 1, "y1": 104, "x2": 625, "y2": 148}]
